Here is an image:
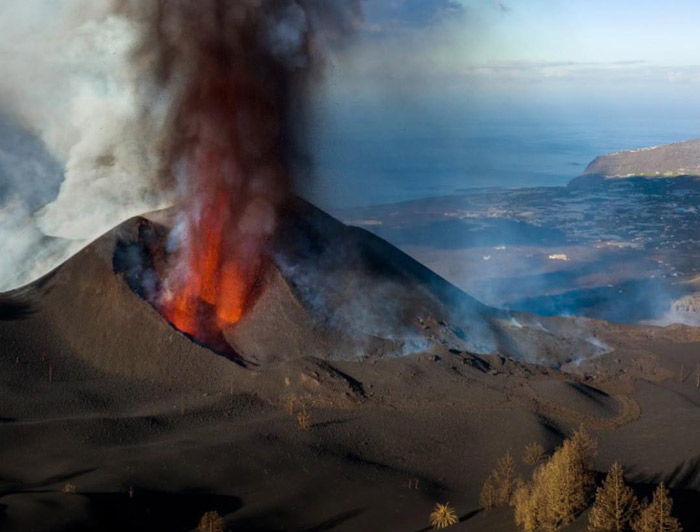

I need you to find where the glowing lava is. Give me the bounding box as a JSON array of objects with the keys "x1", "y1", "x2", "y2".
[{"x1": 160, "y1": 65, "x2": 281, "y2": 344}]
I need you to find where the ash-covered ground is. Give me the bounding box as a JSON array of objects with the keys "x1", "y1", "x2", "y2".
[
  {"x1": 1, "y1": 202, "x2": 700, "y2": 532},
  {"x1": 336, "y1": 177, "x2": 700, "y2": 325}
]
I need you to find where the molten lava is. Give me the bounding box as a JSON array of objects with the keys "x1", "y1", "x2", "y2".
[
  {"x1": 160, "y1": 64, "x2": 281, "y2": 345},
  {"x1": 162, "y1": 176, "x2": 258, "y2": 338}
]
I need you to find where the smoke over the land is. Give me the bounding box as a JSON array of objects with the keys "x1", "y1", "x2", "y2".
[
  {"x1": 0, "y1": 0, "x2": 359, "y2": 291},
  {"x1": 118, "y1": 0, "x2": 361, "y2": 338}
]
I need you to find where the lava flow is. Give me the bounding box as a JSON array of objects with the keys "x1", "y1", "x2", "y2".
[{"x1": 160, "y1": 64, "x2": 282, "y2": 345}]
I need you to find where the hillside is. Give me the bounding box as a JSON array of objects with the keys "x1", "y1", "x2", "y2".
[
  {"x1": 1, "y1": 199, "x2": 699, "y2": 531},
  {"x1": 578, "y1": 138, "x2": 700, "y2": 180}
]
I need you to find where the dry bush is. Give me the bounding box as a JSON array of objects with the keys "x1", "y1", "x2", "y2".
[
  {"x1": 480, "y1": 451, "x2": 518, "y2": 509},
  {"x1": 523, "y1": 442, "x2": 546, "y2": 466},
  {"x1": 62, "y1": 483, "x2": 77, "y2": 494},
  {"x1": 285, "y1": 396, "x2": 312, "y2": 431},
  {"x1": 631, "y1": 483, "x2": 682, "y2": 532},
  {"x1": 513, "y1": 426, "x2": 597, "y2": 531},
  {"x1": 588, "y1": 462, "x2": 638, "y2": 531},
  {"x1": 430, "y1": 502, "x2": 458, "y2": 529},
  {"x1": 197, "y1": 511, "x2": 225, "y2": 532},
  {"x1": 296, "y1": 402, "x2": 311, "y2": 431},
  {"x1": 286, "y1": 396, "x2": 296, "y2": 415}
]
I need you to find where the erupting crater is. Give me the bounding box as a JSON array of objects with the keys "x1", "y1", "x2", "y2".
[
  {"x1": 114, "y1": 212, "x2": 264, "y2": 366},
  {"x1": 154, "y1": 61, "x2": 287, "y2": 352}
]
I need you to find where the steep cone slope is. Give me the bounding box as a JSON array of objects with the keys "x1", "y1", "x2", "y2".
[{"x1": 5, "y1": 198, "x2": 608, "y2": 374}]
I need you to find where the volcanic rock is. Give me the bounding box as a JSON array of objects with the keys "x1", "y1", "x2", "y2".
[{"x1": 4, "y1": 198, "x2": 611, "y2": 376}]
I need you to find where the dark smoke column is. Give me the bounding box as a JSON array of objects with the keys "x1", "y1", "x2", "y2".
[{"x1": 120, "y1": 0, "x2": 359, "y2": 342}]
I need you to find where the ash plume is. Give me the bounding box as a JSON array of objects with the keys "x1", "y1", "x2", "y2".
[
  {"x1": 0, "y1": 0, "x2": 359, "y2": 291},
  {"x1": 114, "y1": 0, "x2": 361, "y2": 339}
]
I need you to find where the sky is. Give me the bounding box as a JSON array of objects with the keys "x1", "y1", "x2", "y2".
[
  {"x1": 305, "y1": 0, "x2": 700, "y2": 207},
  {"x1": 1, "y1": 0, "x2": 700, "y2": 286},
  {"x1": 324, "y1": 0, "x2": 700, "y2": 97}
]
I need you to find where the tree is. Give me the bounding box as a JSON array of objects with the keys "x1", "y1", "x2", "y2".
[
  {"x1": 480, "y1": 451, "x2": 518, "y2": 509},
  {"x1": 513, "y1": 481, "x2": 537, "y2": 532},
  {"x1": 198, "y1": 511, "x2": 225, "y2": 532},
  {"x1": 570, "y1": 425, "x2": 598, "y2": 472},
  {"x1": 494, "y1": 451, "x2": 517, "y2": 504},
  {"x1": 479, "y1": 474, "x2": 498, "y2": 509},
  {"x1": 512, "y1": 426, "x2": 597, "y2": 531},
  {"x1": 631, "y1": 483, "x2": 682, "y2": 532},
  {"x1": 523, "y1": 442, "x2": 546, "y2": 466},
  {"x1": 430, "y1": 502, "x2": 458, "y2": 529},
  {"x1": 589, "y1": 462, "x2": 639, "y2": 531},
  {"x1": 632, "y1": 499, "x2": 653, "y2": 532}
]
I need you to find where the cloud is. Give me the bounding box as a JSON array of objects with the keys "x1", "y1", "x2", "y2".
[
  {"x1": 492, "y1": 0, "x2": 510, "y2": 13},
  {"x1": 360, "y1": 0, "x2": 465, "y2": 35},
  {"x1": 459, "y1": 60, "x2": 700, "y2": 85}
]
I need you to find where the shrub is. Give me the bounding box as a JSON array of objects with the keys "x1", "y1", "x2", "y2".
[
  {"x1": 296, "y1": 402, "x2": 311, "y2": 431},
  {"x1": 286, "y1": 396, "x2": 296, "y2": 415},
  {"x1": 286, "y1": 396, "x2": 312, "y2": 431},
  {"x1": 430, "y1": 502, "x2": 458, "y2": 529}
]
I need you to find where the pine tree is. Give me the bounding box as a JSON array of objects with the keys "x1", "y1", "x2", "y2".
[
  {"x1": 513, "y1": 481, "x2": 537, "y2": 532},
  {"x1": 631, "y1": 483, "x2": 682, "y2": 532},
  {"x1": 589, "y1": 462, "x2": 639, "y2": 531},
  {"x1": 197, "y1": 511, "x2": 225, "y2": 532},
  {"x1": 480, "y1": 451, "x2": 518, "y2": 508},
  {"x1": 479, "y1": 474, "x2": 498, "y2": 509},
  {"x1": 632, "y1": 499, "x2": 652, "y2": 532},
  {"x1": 512, "y1": 427, "x2": 597, "y2": 531},
  {"x1": 494, "y1": 451, "x2": 517, "y2": 504},
  {"x1": 523, "y1": 442, "x2": 546, "y2": 466}
]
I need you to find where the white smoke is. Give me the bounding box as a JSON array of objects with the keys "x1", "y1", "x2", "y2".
[
  {"x1": 0, "y1": 0, "x2": 358, "y2": 292},
  {"x1": 0, "y1": 0, "x2": 174, "y2": 290}
]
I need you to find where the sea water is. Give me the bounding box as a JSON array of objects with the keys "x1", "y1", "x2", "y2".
[{"x1": 310, "y1": 90, "x2": 700, "y2": 209}]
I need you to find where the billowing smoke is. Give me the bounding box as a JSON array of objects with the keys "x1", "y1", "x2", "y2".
[
  {"x1": 115, "y1": 0, "x2": 361, "y2": 340},
  {"x1": 0, "y1": 0, "x2": 359, "y2": 294},
  {"x1": 0, "y1": 1, "x2": 174, "y2": 289}
]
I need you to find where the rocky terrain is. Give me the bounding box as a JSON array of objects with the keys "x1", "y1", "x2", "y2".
[
  {"x1": 576, "y1": 138, "x2": 700, "y2": 181},
  {"x1": 336, "y1": 175, "x2": 700, "y2": 325},
  {"x1": 0, "y1": 201, "x2": 699, "y2": 531}
]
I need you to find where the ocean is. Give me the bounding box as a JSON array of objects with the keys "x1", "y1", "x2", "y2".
[{"x1": 309, "y1": 91, "x2": 700, "y2": 209}]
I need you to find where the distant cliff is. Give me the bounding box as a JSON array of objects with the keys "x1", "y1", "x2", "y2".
[{"x1": 571, "y1": 138, "x2": 700, "y2": 185}]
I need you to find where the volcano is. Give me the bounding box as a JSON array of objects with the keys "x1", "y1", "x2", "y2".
[
  {"x1": 32, "y1": 196, "x2": 612, "y2": 372},
  {"x1": 2, "y1": 198, "x2": 700, "y2": 532}
]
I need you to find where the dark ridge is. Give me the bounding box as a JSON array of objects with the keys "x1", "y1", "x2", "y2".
[{"x1": 0, "y1": 296, "x2": 35, "y2": 321}]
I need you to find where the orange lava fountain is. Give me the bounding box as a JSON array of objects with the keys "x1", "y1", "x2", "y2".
[
  {"x1": 138, "y1": 0, "x2": 360, "y2": 348},
  {"x1": 160, "y1": 65, "x2": 282, "y2": 343}
]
